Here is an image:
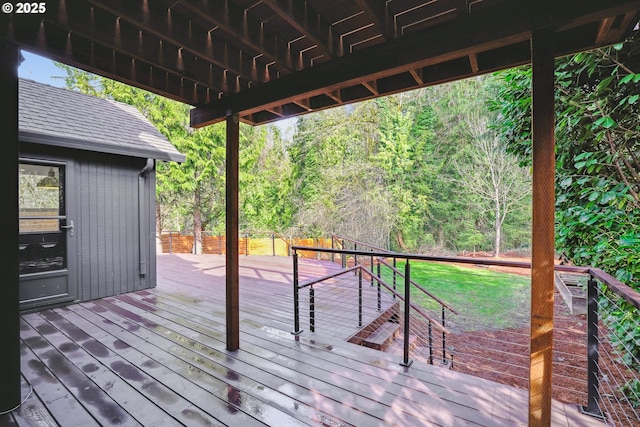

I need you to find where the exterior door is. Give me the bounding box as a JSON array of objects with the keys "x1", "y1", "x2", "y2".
[{"x1": 19, "y1": 160, "x2": 77, "y2": 310}]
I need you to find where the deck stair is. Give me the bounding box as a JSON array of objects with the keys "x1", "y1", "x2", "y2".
[
  {"x1": 362, "y1": 321, "x2": 401, "y2": 351},
  {"x1": 346, "y1": 301, "x2": 400, "y2": 351},
  {"x1": 554, "y1": 272, "x2": 587, "y2": 315}
]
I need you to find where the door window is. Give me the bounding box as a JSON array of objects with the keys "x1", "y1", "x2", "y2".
[{"x1": 19, "y1": 162, "x2": 67, "y2": 275}]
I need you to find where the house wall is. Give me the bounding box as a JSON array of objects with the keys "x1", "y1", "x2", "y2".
[{"x1": 20, "y1": 143, "x2": 157, "y2": 309}]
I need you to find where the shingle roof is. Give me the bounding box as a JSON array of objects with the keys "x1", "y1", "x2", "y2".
[{"x1": 18, "y1": 78, "x2": 186, "y2": 162}]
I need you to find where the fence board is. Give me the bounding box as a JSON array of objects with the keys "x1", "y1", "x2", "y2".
[{"x1": 160, "y1": 232, "x2": 330, "y2": 257}]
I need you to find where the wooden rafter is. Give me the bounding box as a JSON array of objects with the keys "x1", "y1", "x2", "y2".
[
  {"x1": 85, "y1": 0, "x2": 265, "y2": 86},
  {"x1": 191, "y1": 1, "x2": 535, "y2": 126},
  {"x1": 468, "y1": 52, "x2": 480, "y2": 73},
  {"x1": 353, "y1": 0, "x2": 395, "y2": 40},
  {"x1": 178, "y1": 0, "x2": 295, "y2": 73},
  {"x1": 261, "y1": 0, "x2": 338, "y2": 58},
  {"x1": 596, "y1": 10, "x2": 639, "y2": 44},
  {"x1": 191, "y1": 0, "x2": 640, "y2": 126},
  {"x1": 42, "y1": 15, "x2": 217, "y2": 91},
  {"x1": 409, "y1": 68, "x2": 424, "y2": 85}
]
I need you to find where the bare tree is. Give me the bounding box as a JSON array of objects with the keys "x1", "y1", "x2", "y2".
[{"x1": 455, "y1": 113, "x2": 531, "y2": 257}]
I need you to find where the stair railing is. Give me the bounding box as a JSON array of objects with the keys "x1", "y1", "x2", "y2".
[{"x1": 293, "y1": 246, "x2": 451, "y2": 367}]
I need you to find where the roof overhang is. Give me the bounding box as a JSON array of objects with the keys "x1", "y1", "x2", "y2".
[{"x1": 19, "y1": 129, "x2": 187, "y2": 162}]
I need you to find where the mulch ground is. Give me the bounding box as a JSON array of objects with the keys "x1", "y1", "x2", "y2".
[
  {"x1": 443, "y1": 253, "x2": 636, "y2": 422},
  {"x1": 448, "y1": 290, "x2": 590, "y2": 404}
]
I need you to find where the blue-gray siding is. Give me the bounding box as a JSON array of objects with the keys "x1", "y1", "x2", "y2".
[
  {"x1": 75, "y1": 152, "x2": 156, "y2": 301},
  {"x1": 20, "y1": 143, "x2": 156, "y2": 308}
]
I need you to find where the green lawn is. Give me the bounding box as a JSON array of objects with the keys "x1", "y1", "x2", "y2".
[{"x1": 379, "y1": 260, "x2": 531, "y2": 332}]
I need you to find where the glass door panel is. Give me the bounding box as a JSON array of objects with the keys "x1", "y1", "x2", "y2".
[{"x1": 18, "y1": 162, "x2": 67, "y2": 275}]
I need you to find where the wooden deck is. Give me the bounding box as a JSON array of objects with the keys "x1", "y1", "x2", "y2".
[{"x1": 4, "y1": 254, "x2": 604, "y2": 426}]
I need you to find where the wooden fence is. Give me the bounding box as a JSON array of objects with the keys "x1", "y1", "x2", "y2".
[{"x1": 159, "y1": 231, "x2": 333, "y2": 258}]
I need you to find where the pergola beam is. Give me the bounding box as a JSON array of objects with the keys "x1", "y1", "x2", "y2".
[{"x1": 191, "y1": 3, "x2": 533, "y2": 127}]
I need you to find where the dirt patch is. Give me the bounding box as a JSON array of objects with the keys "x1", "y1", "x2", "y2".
[
  {"x1": 448, "y1": 290, "x2": 589, "y2": 404},
  {"x1": 444, "y1": 253, "x2": 635, "y2": 419},
  {"x1": 444, "y1": 253, "x2": 587, "y2": 403}
]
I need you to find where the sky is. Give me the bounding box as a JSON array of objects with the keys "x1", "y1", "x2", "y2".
[
  {"x1": 18, "y1": 50, "x2": 66, "y2": 87},
  {"x1": 17, "y1": 50, "x2": 296, "y2": 135}
]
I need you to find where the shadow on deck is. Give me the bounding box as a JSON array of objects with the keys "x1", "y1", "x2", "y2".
[{"x1": 6, "y1": 254, "x2": 604, "y2": 426}]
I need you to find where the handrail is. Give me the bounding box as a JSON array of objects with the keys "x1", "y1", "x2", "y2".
[
  {"x1": 332, "y1": 234, "x2": 391, "y2": 254},
  {"x1": 589, "y1": 267, "x2": 640, "y2": 309},
  {"x1": 360, "y1": 266, "x2": 449, "y2": 334},
  {"x1": 293, "y1": 245, "x2": 533, "y2": 268},
  {"x1": 330, "y1": 237, "x2": 458, "y2": 317},
  {"x1": 377, "y1": 258, "x2": 458, "y2": 315},
  {"x1": 298, "y1": 265, "x2": 361, "y2": 289}
]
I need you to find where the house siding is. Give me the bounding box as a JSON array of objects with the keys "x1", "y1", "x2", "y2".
[
  {"x1": 20, "y1": 144, "x2": 156, "y2": 309},
  {"x1": 75, "y1": 150, "x2": 156, "y2": 301}
]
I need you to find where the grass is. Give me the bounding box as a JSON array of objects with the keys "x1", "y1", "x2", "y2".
[{"x1": 379, "y1": 260, "x2": 531, "y2": 332}]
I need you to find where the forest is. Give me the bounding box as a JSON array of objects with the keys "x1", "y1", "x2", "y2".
[{"x1": 57, "y1": 32, "x2": 639, "y2": 294}]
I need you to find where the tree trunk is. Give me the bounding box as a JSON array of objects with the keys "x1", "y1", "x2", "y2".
[
  {"x1": 493, "y1": 199, "x2": 501, "y2": 257},
  {"x1": 193, "y1": 193, "x2": 203, "y2": 255},
  {"x1": 396, "y1": 230, "x2": 408, "y2": 251}
]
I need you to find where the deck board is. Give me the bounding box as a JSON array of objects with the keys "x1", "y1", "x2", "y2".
[
  {"x1": 88, "y1": 297, "x2": 397, "y2": 426},
  {"x1": 20, "y1": 338, "x2": 100, "y2": 427},
  {"x1": 20, "y1": 317, "x2": 142, "y2": 426},
  {"x1": 7, "y1": 254, "x2": 605, "y2": 426},
  {"x1": 121, "y1": 290, "x2": 509, "y2": 426}
]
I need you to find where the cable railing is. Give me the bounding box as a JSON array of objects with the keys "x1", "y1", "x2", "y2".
[
  {"x1": 292, "y1": 251, "x2": 450, "y2": 367},
  {"x1": 291, "y1": 243, "x2": 640, "y2": 426}
]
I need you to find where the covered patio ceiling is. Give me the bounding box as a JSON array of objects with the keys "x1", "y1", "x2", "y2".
[
  {"x1": 3, "y1": 0, "x2": 640, "y2": 127},
  {"x1": 3, "y1": 1, "x2": 640, "y2": 426}
]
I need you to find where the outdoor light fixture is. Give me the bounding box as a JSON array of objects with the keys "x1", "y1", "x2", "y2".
[{"x1": 36, "y1": 168, "x2": 59, "y2": 190}]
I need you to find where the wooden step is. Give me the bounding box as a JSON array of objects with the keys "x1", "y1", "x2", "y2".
[
  {"x1": 554, "y1": 272, "x2": 587, "y2": 315},
  {"x1": 346, "y1": 301, "x2": 400, "y2": 345},
  {"x1": 362, "y1": 322, "x2": 400, "y2": 351}
]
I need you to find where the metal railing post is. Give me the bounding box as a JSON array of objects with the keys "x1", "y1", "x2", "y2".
[
  {"x1": 442, "y1": 306, "x2": 447, "y2": 364},
  {"x1": 392, "y1": 257, "x2": 397, "y2": 299},
  {"x1": 331, "y1": 237, "x2": 335, "y2": 263},
  {"x1": 358, "y1": 267, "x2": 363, "y2": 327},
  {"x1": 370, "y1": 254, "x2": 374, "y2": 286},
  {"x1": 341, "y1": 239, "x2": 346, "y2": 268},
  {"x1": 292, "y1": 251, "x2": 302, "y2": 335},
  {"x1": 310, "y1": 286, "x2": 315, "y2": 333},
  {"x1": 354, "y1": 243, "x2": 358, "y2": 268},
  {"x1": 585, "y1": 276, "x2": 602, "y2": 417},
  {"x1": 428, "y1": 321, "x2": 433, "y2": 365},
  {"x1": 401, "y1": 260, "x2": 413, "y2": 367},
  {"x1": 377, "y1": 261, "x2": 381, "y2": 311}
]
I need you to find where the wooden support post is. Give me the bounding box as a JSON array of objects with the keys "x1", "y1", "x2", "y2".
[
  {"x1": 225, "y1": 110, "x2": 240, "y2": 351},
  {"x1": 529, "y1": 24, "x2": 555, "y2": 427},
  {"x1": 0, "y1": 41, "x2": 21, "y2": 412}
]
